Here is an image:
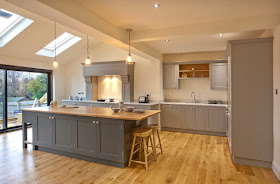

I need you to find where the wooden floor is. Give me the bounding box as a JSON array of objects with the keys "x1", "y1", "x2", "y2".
[{"x1": 0, "y1": 128, "x2": 279, "y2": 184}]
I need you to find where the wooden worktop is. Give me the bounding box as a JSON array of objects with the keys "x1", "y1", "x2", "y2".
[{"x1": 22, "y1": 106, "x2": 160, "y2": 121}]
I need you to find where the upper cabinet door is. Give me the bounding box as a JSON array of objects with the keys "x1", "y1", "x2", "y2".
[
  {"x1": 210, "y1": 63, "x2": 228, "y2": 90},
  {"x1": 163, "y1": 65, "x2": 179, "y2": 89}
]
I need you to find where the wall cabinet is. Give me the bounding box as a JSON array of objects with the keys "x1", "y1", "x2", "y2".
[
  {"x1": 161, "y1": 104, "x2": 226, "y2": 135},
  {"x1": 210, "y1": 63, "x2": 228, "y2": 90},
  {"x1": 163, "y1": 65, "x2": 179, "y2": 89},
  {"x1": 34, "y1": 113, "x2": 124, "y2": 162}
]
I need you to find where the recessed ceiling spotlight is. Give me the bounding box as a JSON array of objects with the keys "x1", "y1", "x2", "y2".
[
  {"x1": 165, "y1": 39, "x2": 169, "y2": 42},
  {"x1": 218, "y1": 33, "x2": 223, "y2": 37},
  {"x1": 153, "y1": 4, "x2": 160, "y2": 8},
  {"x1": 177, "y1": 50, "x2": 180, "y2": 53}
]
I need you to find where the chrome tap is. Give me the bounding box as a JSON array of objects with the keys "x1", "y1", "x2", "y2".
[{"x1": 191, "y1": 92, "x2": 196, "y2": 103}]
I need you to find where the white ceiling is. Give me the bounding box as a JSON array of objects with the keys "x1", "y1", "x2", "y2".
[
  {"x1": 76, "y1": 0, "x2": 280, "y2": 31},
  {"x1": 145, "y1": 30, "x2": 267, "y2": 53},
  {"x1": 1, "y1": 0, "x2": 280, "y2": 60}
]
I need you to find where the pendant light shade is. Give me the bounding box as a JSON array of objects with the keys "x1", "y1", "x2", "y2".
[
  {"x1": 85, "y1": 36, "x2": 91, "y2": 65},
  {"x1": 53, "y1": 22, "x2": 58, "y2": 68},
  {"x1": 126, "y1": 29, "x2": 133, "y2": 64}
]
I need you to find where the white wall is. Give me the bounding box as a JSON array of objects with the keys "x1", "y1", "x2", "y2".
[
  {"x1": 0, "y1": 55, "x2": 66, "y2": 104},
  {"x1": 273, "y1": 24, "x2": 280, "y2": 180},
  {"x1": 164, "y1": 79, "x2": 228, "y2": 102},
  {"x1": 65, "y1": 42, "x2": 162, "y2": 101}
]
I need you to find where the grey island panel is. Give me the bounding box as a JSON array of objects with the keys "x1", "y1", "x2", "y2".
[{"x1": 22, "y1": 111, "x2": 141, "y2": 168}]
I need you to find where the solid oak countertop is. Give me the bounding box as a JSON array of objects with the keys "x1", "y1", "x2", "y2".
[{"x1": 22, "y1": 106, "x2": 161, "y2": 121}]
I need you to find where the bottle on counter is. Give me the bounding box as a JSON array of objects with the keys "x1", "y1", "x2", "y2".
[{"x1": 118, "y1": 101, "x2": 124, "y2": 111}]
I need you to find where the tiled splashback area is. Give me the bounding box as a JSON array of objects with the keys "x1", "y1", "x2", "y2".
[{"x1": 164, "y1": 78, "x2": 228, "y2": 102}]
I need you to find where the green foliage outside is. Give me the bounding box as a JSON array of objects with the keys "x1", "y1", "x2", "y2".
[{"x1": 26, "y1": 74, "x2": 47, "y2": 100}]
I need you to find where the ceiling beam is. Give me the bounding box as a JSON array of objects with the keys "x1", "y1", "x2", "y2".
[
  {"x1": 131, "y1": 14, "x2": 280, "y2": 42},
  {"x1": 4, "y1": 0, "x2": 162, "y2": 61}
]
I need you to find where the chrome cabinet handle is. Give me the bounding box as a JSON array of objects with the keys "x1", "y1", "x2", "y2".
[
  {"x1": 96, "y1": 121, "x2": 99, "y2": 124},
  {"x1": 52, "y1": 117, "x2": 55, "y2": 119},
  {"x1": 92, "y1": 121, "x2": 96, "y2": 124},
  {"x1": 49, "y1": 116, "x2": 52, "y2": 119}
]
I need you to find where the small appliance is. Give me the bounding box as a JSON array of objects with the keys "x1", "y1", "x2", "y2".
[{"x1": 138, "y1": 94, "x2": 150, "y2": 103}]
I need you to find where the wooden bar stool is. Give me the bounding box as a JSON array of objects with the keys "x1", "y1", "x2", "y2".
[
  {"x1": 128, "y1": 128, "x2": 156, "y2": 170},
  {"x1": 143, "y1": 124, "x2": 163, "y2": 161}
]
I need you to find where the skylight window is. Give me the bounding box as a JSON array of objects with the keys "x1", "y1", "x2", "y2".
[
  {"x1": 0, "y1": 9, "x2": 34, "y2": 47},
  {"x1": 36, "y1": 32, "x2": 82, "y2": 58}
]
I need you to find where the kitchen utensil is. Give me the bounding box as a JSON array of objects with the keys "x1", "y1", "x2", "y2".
[
  {"x1": 124, "y1": 106, "x2": 134, "y2": 112},
  {"x1": 97, "y1": 99, "x2": 106, "y2": 102},
  {"x1": 111, "y1": 108, "x2": 120, "y2": 113},
  {"x1": 118, "y1": 101, "x2": 124, "y2": 111},
  {"x1": 133, "y1": 109, "x2": 146, "y2": 113}
]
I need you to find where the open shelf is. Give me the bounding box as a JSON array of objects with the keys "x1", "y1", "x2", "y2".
[
  {"x1": 179, "y1": 70, "x2": 209, "y2": 72},
  {"x1": 179, "y1": 77, "x2": 209, "y2": 80},
  {"x1": 179, "y1": 64, "x2": 209, "y2": 78}
]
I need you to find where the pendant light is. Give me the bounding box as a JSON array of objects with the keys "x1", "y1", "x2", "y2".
[
  {"x1": 85, "y1": 36, "x2": 91, "y2": 65},
  {"x1": 53, "y1": 22, "x2": 58, "y2": 68},
  {"x1": 126, "y1": 29, "x2": 133, "y2": 64}
]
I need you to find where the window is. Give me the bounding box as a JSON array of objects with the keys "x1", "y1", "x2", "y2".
[
  {"x1": 0, "y1": 65, "x2": 52, "y2": 132},
  {"x1": 36, "y1": 32, "x2": 82, "y2": 57},
  {"x1": 0, "y1": 9, "x2": 34, "y2": 47}
]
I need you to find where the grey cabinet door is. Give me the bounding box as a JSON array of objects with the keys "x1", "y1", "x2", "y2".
[
  {"x1": 210, "y1": 63, "x2": 228, "y2": 90},
  {"x1": 53, "y1": 115, "x2": 74, "y2": 152},
  {"x1": 163, "y1": 65, "x2": 179, "y2": 89},
  {"x1": 205, "y1": 108, "x2": 226, "y2": 133},
  {"x1": 183, "y1": 106, "x2": 194, "y2": 130},
  {"x1": 193, "y1": 107, "x2": 206, "y2": 131},
  {"x1": 98, "y1": 119, "x2": 124, "y2": 162},
  {"x1": 34, "y1": 113, "x2": 53, "y2": 148},
  {"x1": 74, "y1": 117, "x2": 98, "y2": 157},
  {"x1": 161, "y1": 105, "x2": 183, "y2": 128}
]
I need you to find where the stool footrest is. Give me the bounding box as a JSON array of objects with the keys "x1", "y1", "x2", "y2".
[
  {"x1": 133, "y1": 148, "x2": 141, "y2": 154},
  {"x1": 131, "y1": 160, "x2": 145, "y2": 165}
]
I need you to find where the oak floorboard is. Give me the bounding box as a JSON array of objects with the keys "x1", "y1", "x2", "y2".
[{"x1": 0, "y1": 128, "x2": 279, "y2": 184}]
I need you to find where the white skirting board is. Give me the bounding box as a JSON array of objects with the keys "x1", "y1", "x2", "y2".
[{"x1": 272, "y1": 160, "x2": 280, "y2": 180}]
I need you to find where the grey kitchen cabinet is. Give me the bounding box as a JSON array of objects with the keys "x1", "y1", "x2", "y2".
[
  {"x1": 226, "y1": 38, "x2": 273, "y2": 168},
  {"x1": 74, "y1": 117, "x2": 98, "y2": 157},
  {"x1": 210, "y1": 63, "x2": 228, "y2": 90},
  {"x1": 98, "y1": 119, "x2": 124, "y2": 162},
  {"x1": 33, "y1": 113, "x2": 53, "y2": 148},
  {"x1": 182, "y1": 106, "x2": 194, "y2": 130},
  {"x1": 161, "y1": 104, "x2": 227, "y2": 135},
  {"x1": 161, "y1": 105, "x2": 183, "y2": 128},
  {"x1": 62, "y1": 101, "x2": 88, "y2": 106},
  {"x1": 33, "y1": 113, "x2": 124, "y2": 162},
  {"x1": 163, "y1": 64, "x2": 179, "y2": 89},
  {"x1": 193, "y1": 107, "x2": 206, "y2": 131},
  {"x1": 205, "y1": 107, "x2": 226, "y2": 133},
  {"x1": 53, "y1": 114, "x2": 74, "y2": 152}
]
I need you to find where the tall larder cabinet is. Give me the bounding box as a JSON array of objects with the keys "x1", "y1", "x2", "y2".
[{"x1": 226, "y1": 37, "x2": 273, "y2": 168}]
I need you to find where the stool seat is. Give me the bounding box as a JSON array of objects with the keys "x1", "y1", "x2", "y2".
[
  {"x1": 133, "y1": 129, "x2": 152, "y2": 137},
  {"x1": 142, "y1": 124, "x2": 159, "y2": 131}
]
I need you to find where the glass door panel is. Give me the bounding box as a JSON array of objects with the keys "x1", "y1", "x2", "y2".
[
  {"x1": 7, "y1": 70, "x2": 48, "y2": 128},
  {"x1": 0, "y1": 70, "x2": 4, "y2": 129}
]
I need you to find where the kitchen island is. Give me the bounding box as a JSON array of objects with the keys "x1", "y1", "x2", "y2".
[{"x1": 22, "y1": 106, "x2": 160, "y2": 168}]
